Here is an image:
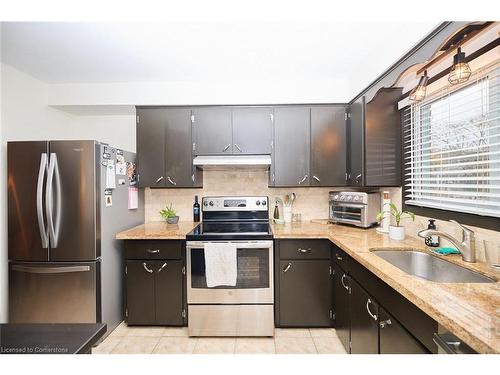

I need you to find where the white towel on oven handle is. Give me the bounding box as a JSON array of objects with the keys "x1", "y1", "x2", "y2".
[{"x1": 204, "y1": 242, "x2": 238, "y2": 287}]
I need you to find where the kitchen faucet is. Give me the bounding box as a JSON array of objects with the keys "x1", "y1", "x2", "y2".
[{"x1": 418, "y1": 220, "x2": 476, "y2": 263}]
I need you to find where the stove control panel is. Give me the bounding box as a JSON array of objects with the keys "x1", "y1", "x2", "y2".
[{"x1": 202, "y1": 196, "x2": 269, "y2": 211}]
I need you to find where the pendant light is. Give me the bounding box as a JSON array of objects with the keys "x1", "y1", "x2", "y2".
[
  {"x1": 448, "y1": 47, "x2": 472, "y2": 85},
  {"x1": 409, "y1": 70, "x2": 429, "y2": 102}
]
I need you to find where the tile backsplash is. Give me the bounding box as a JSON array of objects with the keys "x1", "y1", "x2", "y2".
[
  {"x1": 144, "y1": 171, "x2": 499, "y2": 263},
  {"x1": 145, "y1": 168, "x2": 334, "y2": 222}
]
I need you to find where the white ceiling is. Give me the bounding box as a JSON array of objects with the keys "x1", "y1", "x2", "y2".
[{"x1": 1, "y1": 21, "x2": 437, "y2": 100}]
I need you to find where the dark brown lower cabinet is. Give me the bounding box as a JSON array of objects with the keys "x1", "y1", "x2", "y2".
[
  {"x1": 350, "y1": 279, "x2": 379, "y2": 354},
  {"x1": 278, "y1": 259, "x2": 332, "y2": 327},
  {"x1": 154, "y1": 260, "x2": 184, "y2": 325},
  {"x1": 126, "y1": 260, "x2": 156, "y2": 325},
  {"x1": 333, "y1": 263, "x2": 350, "y2": 352},
  {"x1": 379, "y1": 307, "x2": 429, "y2": 354},
  {"x1": 126, "y1": 260, "x2": 184, "y2": 325}
]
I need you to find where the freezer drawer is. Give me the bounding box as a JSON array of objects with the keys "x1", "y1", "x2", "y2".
[{"x1": 9, "y1": 261, "x2": 100, "y2": 323}]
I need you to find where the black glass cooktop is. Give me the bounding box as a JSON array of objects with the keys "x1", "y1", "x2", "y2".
[{"x1": 186, "y1": 221, "x2": 273, "y2": 241}]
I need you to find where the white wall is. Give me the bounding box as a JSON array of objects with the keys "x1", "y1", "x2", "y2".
[
  {"x1": 0, "y1": 63, "x2": 136, "y2": 322},
  {"x1": 47, "y1": 78, "x2": 352, "y2": 108}
]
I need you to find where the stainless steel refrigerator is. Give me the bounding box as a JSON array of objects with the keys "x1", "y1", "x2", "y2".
[{"x1": 7, "y1": 140, "x2": 144, "y2": 333}]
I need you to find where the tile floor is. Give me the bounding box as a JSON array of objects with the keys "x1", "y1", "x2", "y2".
[{"x1": 92, "y1": 322, "x2": 347, "y2": 354}]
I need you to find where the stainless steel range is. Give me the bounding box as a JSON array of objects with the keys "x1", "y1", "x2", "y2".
[{"x1": 186, "y1": 196, "x2": 274, "y2": 337}]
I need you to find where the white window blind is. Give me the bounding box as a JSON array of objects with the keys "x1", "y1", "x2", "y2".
[{"x1": 403, "y1": 61, "x2": 500, "y2": 218}]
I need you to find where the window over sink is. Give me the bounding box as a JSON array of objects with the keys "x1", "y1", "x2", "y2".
[{"x1": 403, "y1": 61, "x2": 500, "y2": 219}]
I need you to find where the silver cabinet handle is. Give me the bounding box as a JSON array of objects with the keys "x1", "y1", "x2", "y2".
[
  {"x1": 298, "y1": 174, "x2": 308, "y2": 184},
  {"x1": 46, "y1": 153, "x2": 61, "y2": 248},
  {"x1": 157, "y1": 262, "x2": 168, "y2": 273},
  {"x1": 345, "y1": 173, "x2": 348, "y2": 183},
  {"x1": 12, "y1": 265, "x2": 90, "y2": 274},
  {"x1": 142, "y1": 262, "x2": 154, "y2": 274},
  {"x1": 355, "y1": 174, "x2": 362, "y2": 183},
  {"x1": 283, "y1": 262, "x2": 292, "y2": 273},
  {"x1": 366, "y1": 298, "x2": 378, "y2": 321},
  {"x1": 298, "y1": 248, "x2": 312, "y2": 253},
  {"x1": 146, "y1": 249, "x2": 160, "y2": 254},
  {"x1": 341, "y1": 274, "x2": 349, "y2": 291},
  {"x1": 222, "y1": 144, "x2": 231, "y2": 152},
  {"x1": 313, "y1": 175, "x2": 321, "y2": 182},
  {"x1": 336, "y1": 254, "x2": 343, "y2": 261},
  {"x1": 379, "y1": 319, "x2": 392, "y2": 329},
  {"x1": 234, "y1": 144, "x2": 242, "y2": 152},
  {"x1": 37, "y1": 153, "x2": 49, "y2": 249},
  {"x1": 155, "y1": 176, "x2": 164, "y2": 184},
  {"x1": 167, "y1": 176, "x2": 177, "y2": 186}
]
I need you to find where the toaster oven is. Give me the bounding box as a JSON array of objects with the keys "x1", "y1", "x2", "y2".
[{"x1": 329, "y1": 191, "x2": 381, "y2": 228}]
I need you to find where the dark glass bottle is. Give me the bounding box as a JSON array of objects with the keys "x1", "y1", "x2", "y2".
[{"x1": 193, "y1": 195, "x2": 200, "y2": 222}]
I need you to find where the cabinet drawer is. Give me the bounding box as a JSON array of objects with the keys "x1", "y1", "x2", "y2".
[
  {"x1": 279, "y1": 240, "x2": 331, "y2": 259},
  {"x1": 332, "y1": 245, "x2": 350, "y2": 272},
  {"x1": 125, "y1": 240, "x2": 182, "y2": 260}
]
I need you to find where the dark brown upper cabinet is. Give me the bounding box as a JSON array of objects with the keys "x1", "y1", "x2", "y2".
[
  {"x1": 164, "y1": 108, "x2": 200, "y2": 187},
  {"x1": 232, "y1": 107, "x2": 273, "y2": 154},
  {"x1": 271, "y1": 105, "x2": 348, "y2": 187},
  {"x1": 348, "y1": 97, "x2": 364, "y2": 186},
  {"x1": 311, "y1": 105, "x2": 348, "y2": 186},
  {"x1": 272, "y1": 106, "x2": 311, "y2": 187},
  {"x1": 136, "y1": 107, "x2": 166, "y2": 187},
  {"x1": 364, "y1": 88, "x2": 403, "y2": 186},
  {"x1": 348, "y1": 88, "x2": 403, "y2": 187},
  {"x1": 136, "y1": 107, "x2": 201, "y2": 188},
  {"x1": 193, "y1": 107, "x2": 233, "y2": 155}
]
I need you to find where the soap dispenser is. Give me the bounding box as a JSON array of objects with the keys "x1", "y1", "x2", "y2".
[{"x1": 424, "y1": 219, "x2": 440, "y2": 247}]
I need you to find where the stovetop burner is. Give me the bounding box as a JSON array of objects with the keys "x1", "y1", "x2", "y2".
[
  {"x1": 186, "y1": 221, "x2": 273, "y2": 241},
  {"x1": 186, "y1": 196, "x2": 273, "y2": 241}
]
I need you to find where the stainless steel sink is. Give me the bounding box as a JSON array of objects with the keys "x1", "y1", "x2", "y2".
[{"x1": 372, "y1": 250, "x2": 496, "y2": 283}]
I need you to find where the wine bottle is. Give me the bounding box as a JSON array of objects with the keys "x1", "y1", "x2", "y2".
[{"x1": 193, "y1": 195, "x2": 200, "y2": 222}]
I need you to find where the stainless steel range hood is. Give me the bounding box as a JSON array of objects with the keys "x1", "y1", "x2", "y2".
[{"x1": 193, "y1": 155, "x2": 271, "y2": 169}]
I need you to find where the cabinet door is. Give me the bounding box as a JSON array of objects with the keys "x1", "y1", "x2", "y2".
[
  {"x1": 164, "y1": 108, "x2": 195, "y2": 187},
  {"x1": 273, "y1": 107, "x2": 310, "y2": 186},
  {"x1": 333, "y1": 263, "x2": 351, "y2": 352},
  {"x1": 126, "y1": 260, "x2": 156, "y2": 325},
  {"x1": 350, "y1": 279, "x2": 379, "y2": 354},
  {"x1": 232, "y1": 107, "x2": 273, "y2": 154},
  {"x1": 193, "y1": 107, "x2": 232, "y2": 155},
  {"x1": 279, "y1": 259, "x2": 331, "y2": 327},
  {"x1": 364, "y1": 88, "x2": 403, "y2": 187},
  {"x1": 311, "y1": 106, "x2": 347, "y2": 186},
  {"x1": 379, "y1": 307, "x2": 428, "y2": 354},
  {"x1": 136, "y1": 108, "x2": 166, "y2": 187},
  {"x1": 154, "y1": 260, "x2": 184, "y2": 326},
  {"x1": 348, "y1": 96, "x2": 365, "y2": 186}
]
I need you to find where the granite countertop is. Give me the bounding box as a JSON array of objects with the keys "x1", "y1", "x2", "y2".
[
  {"x1": 116, "y1": 221, "x2": 500, "y2": 354},
  {"x1": 116, "y1": 221, "x2": 199, "y2": 240}
]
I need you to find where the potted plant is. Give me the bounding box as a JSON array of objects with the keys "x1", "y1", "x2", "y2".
[
  {"x1": 159, "y1": 204, "x2": 179, "y2": 224},
  {"x1": 376, "y1": 203, "x2": 415, "y2": 240}
]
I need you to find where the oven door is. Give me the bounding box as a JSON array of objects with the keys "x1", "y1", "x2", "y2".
[
  {"x1": 186, "y1": 241, "x2": 273, "y2": 304},
  {"x1": 330, "y1": 203, "x2": 366, "y2": 226}
]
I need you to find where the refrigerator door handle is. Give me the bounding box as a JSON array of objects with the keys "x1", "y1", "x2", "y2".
[
  {"x1": 46, "y1": 153, "x2": 62, "y2": 248},
  {"x1": 12, "y1": 265, "x2": 91, "y2": 274},
  {"x1": 37, "y1": 153, "x2": 49, "y2": 249}
]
